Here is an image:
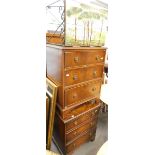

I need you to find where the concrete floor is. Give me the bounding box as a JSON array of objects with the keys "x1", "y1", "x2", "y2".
[{"x1": 51, "y1": 110, "x2": 108, "y2": 155}]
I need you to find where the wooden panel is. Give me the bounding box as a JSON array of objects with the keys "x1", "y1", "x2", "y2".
[
  {"x1": 46, "y1": 44, "x2": 65, "y2": 108},
  {"x1": 65, "y1": 107, "x2": 99, "y2": 132},
  {"x1": 65, "y1": 80, "x2": 101, "y2": 107},
  {"x1": 64, "y1": 64, "x2": 103, "y2": 86},
  {"x1": 46, "y1": 33, "x2": 64, "y2": 44},
  {"x1": 46, "y1": 45, "x2": 63, "y2": 83},
  {"x1": 64, "y1": 49, "x2": 106, "y2": 68},
  {"x1": 66, "y1": 118, "x2": 97, "y2": 143}
]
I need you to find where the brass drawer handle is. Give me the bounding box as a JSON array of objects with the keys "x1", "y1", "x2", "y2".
[
  {"x1": 92, "y1": 87, "x2": 96, "y2": 91},
  {"x1": 74, "y1": 121, "x2": 77, "y2": 125},
  {"x1": 93, "y1": 71, "x2": 97, "y2": 77},
  {"x1": 74, "y1": 57, "x2": 79, "y2": 63},
  {"x1": 95, "y1": 109, "x2": 98, "y2": 113},
  {"x1": 73, "y1": 75, "x2": 78, "y2": 80},
  {"x1": 96, "y1": 56, "x2": 103, "y2": 61},
  {"x1": 96, "y1": 56, "x2": 100, "y2": 61}
]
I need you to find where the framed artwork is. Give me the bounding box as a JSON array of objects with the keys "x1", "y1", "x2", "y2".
[
  {"x1": 46, "y1": 0, "x2": 108, "y2": 46},
  {"x1": 46, "y1": 78, "x2": 58, "y2": 150},
  {"x1": 65, "y1": 0, "x2": 108, "y2": 46}
]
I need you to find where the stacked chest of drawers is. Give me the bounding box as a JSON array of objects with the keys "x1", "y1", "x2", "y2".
[{"x1": 46, "y1": 44, "x2": 106, "y2": 155}]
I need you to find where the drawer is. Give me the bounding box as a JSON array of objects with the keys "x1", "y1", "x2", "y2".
[
  {"x1": 64, "y1": 49, "x2": 106, "y2": 68},
  {"x1": 66, "y1": 107, "x2": 99, "y2": 132},
  {"x1": 65, "y1": 80, "x2": 101, "y2": 107},
  {"x1": 64, "y1": 64, "x2": 103, "y2": 86},
  {"x1": 66, "y1": 128, "x2": 95, "y2": 153},
  {"x1": 57, "y1": 99, "x2": 100, "y2": 120},
  {"x1": 66, "y1": 118, "x2": 97, "y2": 143}
]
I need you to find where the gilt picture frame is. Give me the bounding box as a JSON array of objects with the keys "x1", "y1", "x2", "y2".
[{"x1": 46, "y1": 78, "x2": 58, "y2": 150}]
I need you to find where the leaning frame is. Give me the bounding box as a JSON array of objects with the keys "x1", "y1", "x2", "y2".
[{"x1": 46, "y1": 78, "x2": 58, "y2": 150}]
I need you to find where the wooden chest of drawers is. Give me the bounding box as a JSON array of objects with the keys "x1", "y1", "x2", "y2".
[
  {"x1": 46, "y1": 44, "x2": 106, "y2": 154},
  {"x1": 53, "y1": 106, "x2": 100, "y2": 154}
]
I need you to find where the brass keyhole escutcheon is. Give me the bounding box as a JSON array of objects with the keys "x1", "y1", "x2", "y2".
[{"x1": 74, "y1": 57, "x2": 79, "y2": 63}]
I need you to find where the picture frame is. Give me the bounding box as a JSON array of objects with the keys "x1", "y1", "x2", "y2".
[
  {"x1": 46, "y1": 78, "x2": 58, "y2": 150},
  {"x1": 46, "y1": 0, "x2": 108, "y2": 47}
]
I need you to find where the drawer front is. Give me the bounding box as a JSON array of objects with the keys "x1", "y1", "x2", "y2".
[
  {"x1": 66, "y1": 118, "x2": 97, "y2": 143},
  {"x1": 66, "y1": 107, "x2": 99, "y2": 132},
  {"x1": 64, "y1": 50, "x2": 106, "y2": 68},
  {"x1": 66, "y1": 129, "x2": 95, "y2": 153},
  {"x1": 58, "y1": 99, "x2": 100, "y2": 120},
  {"x1": 65, "y1": 80, "x2": 101, "y2": 107},
  {"x1": 64, "y1": 65, "x2": 103, "y2": 86}
]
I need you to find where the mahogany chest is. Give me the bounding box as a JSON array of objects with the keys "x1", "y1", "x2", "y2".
[{"x1": 46, "y1": 44, "x2": 106, "y2": 154}]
